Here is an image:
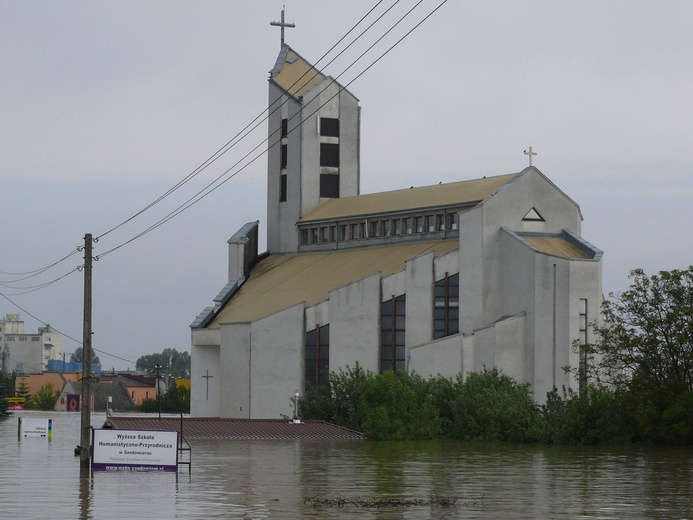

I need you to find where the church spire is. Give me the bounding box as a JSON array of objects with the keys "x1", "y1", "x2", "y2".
[{"x1": 270, "y1": 6, "x2": 295, "y2": 46}]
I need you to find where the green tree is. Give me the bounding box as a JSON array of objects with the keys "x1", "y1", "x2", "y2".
[
  {"x1": 136, "y1": 382, "x2": 190, "y2": 414},
  {"x1": 70, "y1": 347, "x2": 101, "y2": 366},
  {"x1": 0, "y1": 373, "x2": 12, "y2": 417},
  {"x1": 586, "y1": 267, "x2": 693, "y2": 443},
  {"x1": 15, "y1": 378, "x2": 30, "y2": 400},
  {"x1": 136, "y1": 348, "x2": 190, "y2": 379},
  {"x1": 29, "y1": 383, "x2": 59, "y2": 410}
]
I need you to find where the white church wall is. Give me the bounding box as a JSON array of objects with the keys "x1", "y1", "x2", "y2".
[
  {"x1": 330, "y1": 273, "x2": 381, "y2": 374},
  {"x1": 532, "y1": 255, "x2": 574, "y2": 400},
  {"x1": 409, "y1": 334, "x2": 463, "y2": 380},
  {"x1": 479, "y1": 169, "x2": 584, "y2": 326},
  {"x1": 304, "y1": 300, "x2": 329, "y2": 333},
  {"x1": 381, "y1": 268, "x2": 404, "y2": 299},
  {"x1": 220, "y1": 322, "x2": 251, "y2": 418},
  {"x1": 499, "y1": 229, "x2": 540, "y2": 388},
  {"x1": 471, "y1": 325, "x2": 497, "y2": 373},
  {"x1": 458, "y1": 206, "x2": 486, "y2": 333},
  {"x1": 492, "y1": 314, "x2": 527, "y2": 383},
  {"x1": 267, "y1": 85, "x2": 303, "y2": 254},
  {"x1": 249, "y1": 305, "x2": 305, "y2": 418},
  {"x1": 405, "y1": 252, "x2": 434, "y2": 348},
  {"x1": 337, "y1": 88, "x2": 360, "y2": 198},
  {"x1": 434, "y1": 250, "x2": 459, "y2": 279},
  {"x1": 190, "y1": 343, "x2": 221, "y2": 418}
]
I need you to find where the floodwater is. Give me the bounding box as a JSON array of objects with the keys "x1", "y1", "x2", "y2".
[{"x1": 1, "y1": 411, "x2": 692, "y2": 519}]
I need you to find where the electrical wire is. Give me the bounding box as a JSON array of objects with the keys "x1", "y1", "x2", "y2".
[
  {"x1": 1, "y1": 1, "x2": 449, "y2": 369},
  {"x1": 96, "y1": 0, "x2": 445, "y2": 259},
  {"x1": 94, "y1": 0, "x2": 392, "y2": 242},
  {"x1": 0, "y1": 267, "x2": 81, "y2": 295},
  {"x1": 0, "y1": 247, "x2": 81, "y2": 283}
]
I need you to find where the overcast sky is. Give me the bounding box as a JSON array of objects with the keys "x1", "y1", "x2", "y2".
[{"x1": 2, "y1": 1, "x2": 691, "y2": 371}]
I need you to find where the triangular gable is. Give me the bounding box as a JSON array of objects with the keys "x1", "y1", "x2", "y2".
[{"x1": 522, "y1": 207, "x2": 545, "y2": 222}]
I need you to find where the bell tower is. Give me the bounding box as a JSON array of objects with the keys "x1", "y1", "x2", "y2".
[{"x1": 266, "y1": 13, "x2": 360, "y2": 253}]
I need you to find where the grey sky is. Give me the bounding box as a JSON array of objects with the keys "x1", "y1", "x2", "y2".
[{"x1": 2, "y1": 1, "x2": 691, "y2": 370}]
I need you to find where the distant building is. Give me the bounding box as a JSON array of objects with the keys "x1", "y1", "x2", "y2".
[
  {"x1": 0, "y1": 314, "x2": 63, "y2": 374},
  {"x1": 190, "y1": 42, "x2": 603, "y2": 419}
]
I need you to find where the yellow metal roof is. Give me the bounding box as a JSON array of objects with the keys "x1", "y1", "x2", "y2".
[
  {"x1": 301, "y1": 173, "x2": 518, "y2": 222},
  {"x1": 272, "y1": 50, "x2": 326, "y2": 99},
  {"x1": 523, "y1": 236, "x2": 591, "y2": 260},
  {"x1": 210, "y1": 240, "x2": 459, "y2": 326}
]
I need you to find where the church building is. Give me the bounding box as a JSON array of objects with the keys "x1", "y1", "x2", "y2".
[{"x1": 190, "y1": 36, "x2": 603, "y2": 419}]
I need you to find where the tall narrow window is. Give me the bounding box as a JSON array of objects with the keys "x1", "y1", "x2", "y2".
[
  {"x1": 305, "y1": 324, "x2": 329, "y2": 387},
  {"x1": 281, "y1": 144, "x2": 288, "y2": 169},
  {"x1": 320, "y1": 174, "x2": 340, "y2": 198},
  {"x1": 319, "y1": 117, "x2": 339, "y2": 137},
  {"x1": 578, "y1": 298, "x2": 588, "y2": 393},
  {"x1": 434, "y1": 273, "x2": 459, "y2": 339},
  {"x1": 381, "y1": 295, "x2": 406, "y2": 373},
  {"x1": 320, "y1": 143, "x2": 340, "y2": 168},
  {"x1": 281, "y1": 118, "x2": 288, "y2": 138}
]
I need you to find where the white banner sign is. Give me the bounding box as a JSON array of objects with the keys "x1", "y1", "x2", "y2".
[
  {"x1": 92, "y1": 429, "x2": 179, "y2": 472},
  {"x1": 19, "y1": 418, "x2": 53, "y2": 439}
]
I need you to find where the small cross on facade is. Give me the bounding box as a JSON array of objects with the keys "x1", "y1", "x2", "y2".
[
  {"x1": 270, "y1": 6, "x2": 295, "y2": 46},
  {"x1": 524, "y1": 146, "x2": 537, "y2": 167},
  {"x1": 201, "y1": 369, "x2": 214, "y2": 401}
]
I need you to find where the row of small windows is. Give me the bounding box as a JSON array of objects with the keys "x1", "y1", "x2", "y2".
[
  {"x1": 300, "y1": 213, "x2": 458, "y2": 246},
  {"x1": 304, "y1": 275, "x2": 460, "y2": 386}
]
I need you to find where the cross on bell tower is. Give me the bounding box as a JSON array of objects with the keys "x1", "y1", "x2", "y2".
[{"x1": 270, "y1": 6, "x2": 295, "y2": 46}]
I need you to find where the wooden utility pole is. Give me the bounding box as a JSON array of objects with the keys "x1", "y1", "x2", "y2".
[{"x1": 80, "y1": 233, "x2": 93, "y2": 468}]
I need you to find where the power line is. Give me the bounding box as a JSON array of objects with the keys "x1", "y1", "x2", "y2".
[
  {"x1": 1, "y1": 1, "x2": 450, "y2": 370},
  {"x1": 96, "y1": 0, "x2": 444, "y2": 259},
  {"x1": 0, "y1": 247, "x2": 81, "y2": 283},
  {"x1": 0, "y1": 266, "x2": 81, "y2": 295},
  {"x1": 94, "y1": 0, "x2": 393, "y2": 242}
]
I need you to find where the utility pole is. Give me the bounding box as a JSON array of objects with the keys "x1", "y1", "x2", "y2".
[
  {"x1": 151, "y1": 364, "x2": 162, "y2": 419},
  {"x1": 80, "y1": 233, "x2": 93, "y2": 469}
]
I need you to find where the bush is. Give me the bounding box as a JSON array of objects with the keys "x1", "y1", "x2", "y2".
[
  {"x1": 445, "y1": 369, "x2": 539, "y2": 442},
  {"x1": 28, "y1": 383, "x2": 59, "y2": 410},
  {"x1": 535, "y1": 386, "x2": 637, "y2": 445},
  {"x1": 359, "y1": 371, "x2": 440, "y2": 440}
]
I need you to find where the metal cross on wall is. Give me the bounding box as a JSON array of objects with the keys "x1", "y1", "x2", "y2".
[
  {"x1": 270, "y1": 6, "x2": 295, "y2": 46},
  {"x1": 524, "y1": 146, "x2": 537, "y2": 167},
  {"x1": 201, "y1": 369, "x2": 214, "y2": 401}
]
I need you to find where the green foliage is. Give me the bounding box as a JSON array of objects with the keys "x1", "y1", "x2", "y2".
[
  {"x1": 300, "y1": 364, "x2": 368, "y2": 431},
  {"x1": 587, "y1": 266, "x2": 693, "y2": 444},
  {"x1": 535, "y1": 386, "x2": 637, "y2": 445},
  {"x1": 136, "y1": 382, "x2": 190, "y2": 414},
  {"x1": 359, "y1": 371, "x2": 440, "y2": 440},
  {"x1": 28, "y1": 383, "x2": 59, "y2": 410},
  {"x1": 136, "y1": 348, "x2": 190, "y2": 378},
  {"x1": 0, "y1": 373, "x2": 12, "y2": 417},
  {"x1": 445, "y1": 369, "x2": 538, "y2": 443},
  {"x1": 15, "y1": 378, "x2": 30, "y2": 400},
  {"x1": 70, "y1": 347, "x2": 101, "y2": 365}
]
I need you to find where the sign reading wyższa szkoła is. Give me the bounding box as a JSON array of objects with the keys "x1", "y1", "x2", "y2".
[{"x1": 92, "y1": 429, "x2": 179, "y2": 471}]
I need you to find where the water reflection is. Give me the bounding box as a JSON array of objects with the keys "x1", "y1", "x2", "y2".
[{"x1": 1, "y1": 412, "x2": 691, "y2": 519}]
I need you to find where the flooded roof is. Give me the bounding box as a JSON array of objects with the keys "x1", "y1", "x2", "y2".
[
  {"x1": 103, "y1": 417, "x2": 366, "y2": 440},
  {"x1": 209, "y1": 239, "x2": 459, "y2": 325},
  {"x1": 300, "y1": 173, "x2": 518, "y2": 222}
]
